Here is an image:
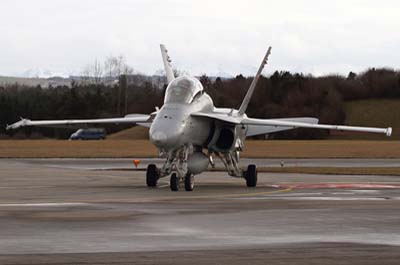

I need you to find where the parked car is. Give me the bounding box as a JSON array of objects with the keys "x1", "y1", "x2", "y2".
[{"x1": 69, "y1": 128, "x2": 106, "y2": 140}]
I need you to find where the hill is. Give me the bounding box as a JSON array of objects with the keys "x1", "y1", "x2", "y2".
[
  {"x1": 108, "y1": 126, "x2": 149, "y2": 140},
  {"x1": 0, "y1": 76, "x2": 71, "y2": 88},
  {"x1": 330, "y1": 99, "x2": 400, "y2": 140},
  {"x1": 109, "y1": 99, "x2": 400, "y2": 141}
]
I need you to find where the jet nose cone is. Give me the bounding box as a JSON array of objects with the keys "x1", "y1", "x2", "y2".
[
  {"x1": 151, "y1": 131, "x2": 167, "y2": 142},
  {"x1": 150, "y1": 128, "x2": 182, "y2": 150},
  {"x1": 150, "y1": 131, "x2": 169, "y2": 147}
]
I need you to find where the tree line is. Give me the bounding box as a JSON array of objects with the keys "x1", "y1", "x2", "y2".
[{"x1": 0, "y1": 67, "x2": 399, "y2": 139}]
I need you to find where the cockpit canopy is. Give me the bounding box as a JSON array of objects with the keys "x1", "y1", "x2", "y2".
[{"x1": 164, "y1": 76, "x2": 203, "y2": 104}]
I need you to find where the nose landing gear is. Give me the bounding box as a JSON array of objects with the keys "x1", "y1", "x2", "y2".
[
  {"x1": 146, "y1": 145, "x2": 197, "y2": 191},
  {"x1": 170, "y1": 173, "x2": 179, "y2": 191},
  {"x1": 170, "y1": 173, "x2": 195, "y2": 192}
]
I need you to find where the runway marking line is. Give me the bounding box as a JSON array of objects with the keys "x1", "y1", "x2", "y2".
[
  {"x1": 0, "y1": 188, "x2": 293, "y2": 206},
  {"x1": 0, "y1": 203, "x2": 89, "y2": 207},
  {"x1": 3, "y1": 183, "x2": 398, "y2": 205},
  {"x1": 275, "y1": 183, "x2": 400, "y2": 189},
  {"x1": 148, "y1": 187, "x2": 294, "y2": 201}
]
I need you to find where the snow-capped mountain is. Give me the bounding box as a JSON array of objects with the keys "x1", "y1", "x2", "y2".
[
  {"x1": 18, "y1": 67, "x2": 70, "y2": 78},
  {"x1": 212, "y1": 71, "x2": 234, "y2": 78}
]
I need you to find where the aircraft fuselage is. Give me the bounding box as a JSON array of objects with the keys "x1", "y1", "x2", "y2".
[{"x1": 149, "y1": 80, "x2": 214, "y2": 151}]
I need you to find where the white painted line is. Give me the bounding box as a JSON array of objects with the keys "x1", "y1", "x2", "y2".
[
  {"x1": 0, "y1": 186, "x2": 52, "y2": 189},
  {"x1": 0, "y1": 203, "x2": 90, "y2": 207},
  {"x1": 331, "y1": 192, "x2": 354, "y2": 195},
  {"x1": 270, "y1": 192, "x2": 323, "y2": 197},
  {"x1": 276, "y1": 197, "x2": 389, "y2": 201},
  {"x1": 349, "y1": 190, "x2": 380, "y2": 193}
]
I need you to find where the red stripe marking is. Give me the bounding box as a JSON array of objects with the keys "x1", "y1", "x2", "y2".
[{"x1": 268, "y1": 183, "x2": 400, "y2": 189}]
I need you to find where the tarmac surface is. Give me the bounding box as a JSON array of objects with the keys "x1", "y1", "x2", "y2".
[
  {"x1": 18, "y1": 157, "x2": 400, "y2": 169},
  {"x1": 0, "y1": 158, "x2": 400, "y2": 264}
]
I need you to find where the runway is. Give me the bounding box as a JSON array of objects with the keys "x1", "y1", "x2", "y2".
[
  {"x1": 0, "y1": 158, "x2": 400, "y2": 264},
  {"x1": 18, "y1": 157, "x2": 400, "y2": 170}
]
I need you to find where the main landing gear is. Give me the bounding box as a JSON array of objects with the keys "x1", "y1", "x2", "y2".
[
  {"x1": 216, "y1": 151, "x2": 258, "y2": 188},
  {"x1": 243, "y1": 164, "x2": 257, "y2": 187},
  {"x1": 146, "y1": 164, "x2": 159, "y2": 187}
]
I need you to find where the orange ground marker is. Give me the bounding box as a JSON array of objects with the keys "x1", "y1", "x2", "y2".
[{"x1": 133, "y1": 159, "x2": 140, "y2": 168}]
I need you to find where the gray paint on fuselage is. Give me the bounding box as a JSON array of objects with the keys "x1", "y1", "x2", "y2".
[{"x1": 149, "y1": 79, "x2": 214, "y2": 151}]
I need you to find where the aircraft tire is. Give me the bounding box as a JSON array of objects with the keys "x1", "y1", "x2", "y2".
[
  {"x1": 184, "y1": 174, "x2": 194, "y2": 191},
  {"x1": 245, "y1": 164, "x2": 257, "y2": 187},
  {"x1": 170, "y1": 173, "x2": 179, "y2": 191},
  {"x1": 146, "y1": 164, "x2": 158, "y2": 187}
]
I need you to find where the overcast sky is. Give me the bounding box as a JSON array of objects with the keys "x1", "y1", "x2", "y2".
[{"x1": 0, "y1": 0, "x2": 399, "y2": 77}]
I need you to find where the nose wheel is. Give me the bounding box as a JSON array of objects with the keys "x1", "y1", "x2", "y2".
[
  {"x1": 170, "y1": 173, "x2": 179, "y2": 191},
  {"x1": 170, "y1": 173, "x2": 195, "y2": 191}
]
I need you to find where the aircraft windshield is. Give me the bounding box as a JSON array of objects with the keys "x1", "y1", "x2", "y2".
[{"x1": 165, "y1": 77, "x2": 199, "y2": 103}]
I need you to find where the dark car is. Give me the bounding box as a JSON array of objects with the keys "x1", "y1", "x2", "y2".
[{"x1": 69, "y1": 128, "x2": 106, "y2": 140}]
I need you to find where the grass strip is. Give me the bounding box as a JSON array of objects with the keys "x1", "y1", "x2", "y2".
[{"x1": 0, "y1": 140, "x2": 400, "y2": 158}]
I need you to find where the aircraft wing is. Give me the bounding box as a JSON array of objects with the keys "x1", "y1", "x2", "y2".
[
  {"x1": 245, "y1": 117, "x2": 318, "y2": 137},
  {"x1": 192, "y1": 111, "x2": 318, "y2": 136},
  {"x1": 192, "y1": 111, "x2": 392, "y2": 137},
  {"x1": 6, "y1": 114, "x2": 151, "y2": 130},
  {"x1": 242, "y1": 117, "x2": 393, "y2": 136},
  {"x1": 191, "y1": 111, "x2": 241, "y2": 124}
]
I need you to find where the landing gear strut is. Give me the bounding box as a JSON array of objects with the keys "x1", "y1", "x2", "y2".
[
  {"x1": 244, "y1": 164, "x2": 257, "y2": 187},
  {"x1": 146, "y1": 164, "x2": 159, "y2": 187}
]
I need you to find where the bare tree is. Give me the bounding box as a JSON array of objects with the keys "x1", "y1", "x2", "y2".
[
  {"x1": 104, "y1": 56, "x2": 117, "y2": 84},
  {"x1": 80, "y1": 55, "x2": 134, "y2": 114},
  {"x1": 154, "y1": 69, "x2": 167, "y2": 88},
  {"x1": 80, "y1": 67, "x2": 91, "y2": 85},
  {"x1": 115, "y1": 55, "x2": 125, "y2": 76},
  {"x1": 80, "y1": 59, "x2": 103, "y2": 85},
  {"x1": 104, "y1": 55, "x2": 133, "y2": 79},
  {"x1": 122, "y1": 64, "x2": 134, "y2": 115},
  {"x1": 92, "y1": 59, "x2": 103, "y2": 84},
  {"x1": 115, "y1": 55, "x2": 124, "y2": 115},
  {"x1": 172, "y1": 68, "x2": 190, "y2": 78}
]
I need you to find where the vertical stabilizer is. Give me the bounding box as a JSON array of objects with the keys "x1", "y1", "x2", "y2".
[
  {"x1": 160, "y1": 44, "x2": 175, "y2": 84},
  {"x1": 238, "y1": 47, "x2": 272, "y2": 116}
]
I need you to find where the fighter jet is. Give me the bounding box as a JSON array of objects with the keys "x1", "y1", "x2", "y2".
[{"x1": 7, "y1": 45, "x2": 393, "y2": 191}]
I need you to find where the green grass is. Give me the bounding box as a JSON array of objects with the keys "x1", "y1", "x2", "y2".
[
  {"x1": 1, "y1": 140, "x2": 400, "y2": 158},
  {"x1": 330, "y1": 99, "x2": 400, "y2": 140}
]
